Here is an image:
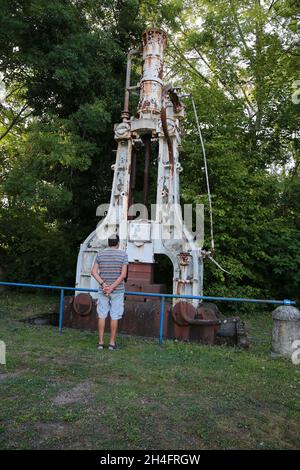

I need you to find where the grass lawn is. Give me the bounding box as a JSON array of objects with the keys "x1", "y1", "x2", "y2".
[{"x1": 0, "y1": 290, "x2": 299, "y2": 450}]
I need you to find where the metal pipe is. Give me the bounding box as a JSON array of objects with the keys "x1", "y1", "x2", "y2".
[
  {"x1": 122, "y1": 48, "x2": 141, "y2": 121},
  {"x1": 138, "y1": 29, "x2": 167, "y2": 115},
  {"x1": 59, "y1": 289, "x2": 64, "y2": 335},
  {"x1": 0, "y1": 282, "x2": 296, "y2": 305},
  {"x1": 180, "y1": 307, "x2": 221, "y2": 326}
]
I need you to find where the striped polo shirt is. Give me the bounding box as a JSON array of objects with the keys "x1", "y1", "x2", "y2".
[{"x1": 96, "y1": 248, "x2": 128, "y2": 293}]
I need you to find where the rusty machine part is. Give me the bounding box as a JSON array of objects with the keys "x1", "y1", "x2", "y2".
[
  {"x1": 125, "y1": 262, "x2": 166, "y2": 302},
  {"x1": 63, "y1": 294, "x2": 171, "y2": 339},
  {"x1": 137, "y1": 29, "x2": 167, "y2": 115},
  {"x1": 62, "y1": 294, "x2": 249, "y2": 347},
  {"x1": 172, "y1": 301, "x2": 220, "y2": 327},
  {"x1": 76, "y1": 27, "x2": 203, "y2": 312},
  {"x1": 71, "y1": 27, "x2": 250, "y2": 348},
  {"x1": 73, "y1": 293, "x2": 93, "y2": 316},
  {"x1": 172, "y1": 301, "x2": 221, "y2": 345},
  {"x1": 161, "y1": 85, "x2": 175, "y2": 172}
]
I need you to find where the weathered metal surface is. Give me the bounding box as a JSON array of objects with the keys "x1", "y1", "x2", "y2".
[
  {"x1": 73, "y1": 28, "x2": 228, "y2": 345},
  {"x1": 125, "y1": 261, "x2": 165, "y2": 302},
  {"x1": 138, "y1": 29, "x2": 167, "y2": 115},
  {"x1": 143, "y1": 137, "x2": 151, "y2": 206},
  {"x1": 120, "y1": 300, "x2": 170, "y2": 337},
  {"x1": 161, "y1": 85, "x2": 175, "y2": 171},
  {"x1": 63, "y1": 295, "x2": 171, "y2": 338},
  {"x1": 173, "y1": 301, "x2": 196, "y2": 326},
  {"x1": 73, "y1": 293, "x2": 93, "y2": 316},
  {"x1": 76, "y1": 28, "x2": 204, "y2": 307},
  {"x1": 127, "y1": 262, "x2": 154, "y2": 282},
  {"x1": 172, "y1": 300, "x2": 221, "y2": 345},
  {"x1": 63, "y1": 296, "x2": 98, "y2": 331}
]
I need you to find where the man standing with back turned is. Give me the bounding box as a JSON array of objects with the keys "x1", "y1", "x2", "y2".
[{"x1": 91, "y1": 234, "x2": 128, "y2": 350}]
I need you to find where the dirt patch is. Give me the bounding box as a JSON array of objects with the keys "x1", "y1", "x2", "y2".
[
  {"x1": 52, "y1": 381, "x2": 94, "y2": 405},
  {"x1": 51, "y1": 357, "x2": 72, "y2": 366},
  {"x1": 34, "y1": 421, "x2": 71, "y2": 439},
  {"x1": 4, "y1": 421, "x2": 74, "y2": 449},
  {"x1": 0, "y1": 371, "x2": 23, "y2": 383}
]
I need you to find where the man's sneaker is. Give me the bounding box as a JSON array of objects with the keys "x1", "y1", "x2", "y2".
[
  {"x1": 108, "y1": 344, "x2": 118, "y2": 351},
  {"x1": 97, "y1": 343, "x2": 104, "y2": 350}
]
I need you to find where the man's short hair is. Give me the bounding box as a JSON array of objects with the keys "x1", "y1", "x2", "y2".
[{"x1": 108, "y1": 234, "x2": 119, "y2": 247}]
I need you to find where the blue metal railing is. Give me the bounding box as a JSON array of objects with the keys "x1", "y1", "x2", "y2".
[{"x1": 0, "y1": 281, "x2": 296, "y2": 345}]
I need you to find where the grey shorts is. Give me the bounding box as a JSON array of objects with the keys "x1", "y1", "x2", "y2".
[{"x1": 96, "y1": 291, "x2": 125, "y2": 320}]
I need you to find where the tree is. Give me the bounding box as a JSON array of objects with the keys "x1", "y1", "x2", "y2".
[
  {"x1": 0, "y1": 0, "x2": 299, "y2": 303},
  {"x1": 0, "y1": 0, "x2": 144, "y2": 284},
  {"x1": 166, "y1": 0, "x2": 300, "y2": 302}
]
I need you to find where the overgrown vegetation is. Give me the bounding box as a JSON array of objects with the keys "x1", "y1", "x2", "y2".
[{"x1": 0, "y1": 1, "x2": 299, "y2": 302}]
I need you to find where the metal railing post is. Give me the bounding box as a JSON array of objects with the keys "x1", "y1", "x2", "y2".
[
  {"x1": 159, "y1": 296, "x2": 165, "y2": 346},
  {"x1": 58, "y1": 289, "x2": 64, "y2": 335}
]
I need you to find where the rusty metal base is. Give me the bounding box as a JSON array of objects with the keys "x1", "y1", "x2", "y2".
[
  {"x1": 62, "y1": 295, "x2": 171, "y2": 338},
  {"x1": 62, "y1": 296, "x2": 225, "y2": 345},
  {"x1": 61, "y1": 263, "x2": 249, "y2": 347}
]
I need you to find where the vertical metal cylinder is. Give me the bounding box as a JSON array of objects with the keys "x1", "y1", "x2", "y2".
[
  {"x1": 138, "y1": 28, "x2": 167, "y2": 115},
  {"x1": 143, "y1": 138, "x2": 151, "y2": 206},
  {"x1": 122, "y1": 48, "x2": 141, "y2": 121}
]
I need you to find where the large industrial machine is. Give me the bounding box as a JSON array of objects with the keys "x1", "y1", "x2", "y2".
[{"x1": 63, "y1": 28, "x2": 248, "y2": 347}]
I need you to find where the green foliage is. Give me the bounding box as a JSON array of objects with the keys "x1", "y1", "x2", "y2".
[
  {"x1": 175, "y1": 0, "x2": 300, "y2": 302},
  {"x1": 0, "y1": 0, "x2": 299, "y2": 302},
  {"x1": 0, "y1": 0, "x2": 145, "y2": 283}
]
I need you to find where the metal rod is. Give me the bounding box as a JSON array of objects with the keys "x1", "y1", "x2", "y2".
[
  {"x1": 122, "y1": 48, "x2": 141, "y2": 120},
  {"x1": 0, "y1": 281, "x2": 296, "y2": 305},
  {"x1": 159, "y1": 296, "x2": 165, "y2": 346},
  {"x1": 58, "y1": 289, "x2": 64, "y2": 335},
  {"x1": 143, "y1": 138, "x2": 151, "y2": 206},
  {"x1": 0, "y1": 281, "x2": 97, "y2": 292}
]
